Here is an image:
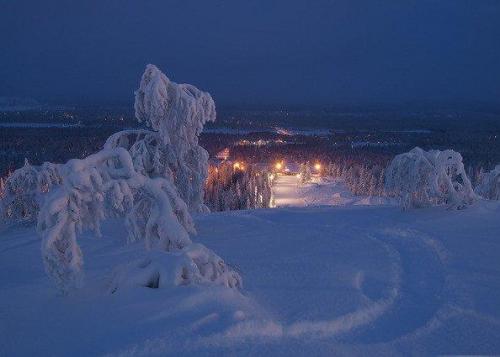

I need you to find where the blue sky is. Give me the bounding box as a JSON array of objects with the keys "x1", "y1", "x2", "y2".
[{"x1": 1, "y1": 0, "x2": 500, "y2": 107}]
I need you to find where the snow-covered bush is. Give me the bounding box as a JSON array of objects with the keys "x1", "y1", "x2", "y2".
[
  {"x1": 385, "y1": 147, "x2": 476, "y2": 209},
  {"x1": 475, "y1": 165, "x2": 500, "y2": 200},
  {"x1": 109, "y1": 244, "x2": 241, "y2": 293},
  {"x1": 0, "y1": 160, "x2": 61, "y2": 225}
]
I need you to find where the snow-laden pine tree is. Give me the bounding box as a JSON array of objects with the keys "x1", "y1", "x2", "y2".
[
  {"x1": 475, "y1": 165, "x2": 500, "y2": 200},
  {"x1": 385, "y1": 147, "x2": 476, "y2": 209},
  {"x1": 2, "y1": 65, "x2": 241, "y2": 293}
]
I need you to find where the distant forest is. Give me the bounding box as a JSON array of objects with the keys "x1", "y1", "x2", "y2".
[{"x1": 1, "y1": 107, "x2": 500, "y2": 179}]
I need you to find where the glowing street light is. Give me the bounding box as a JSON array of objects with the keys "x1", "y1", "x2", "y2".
[
  {"x1": 314, "y1": 163, "x2": 322, "y2": 171},
  {"x1": 233, "y1": 162, "x2": 245, "y2": 171},
  {"x1": 275, "y1": 162, "x2": 283, "y2": 170}
]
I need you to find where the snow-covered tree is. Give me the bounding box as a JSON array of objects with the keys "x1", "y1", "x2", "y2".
[
  {"x1": 475, "y1": 165, "x2": 500, "y2": 200},
  {"x1": 204, "y1": 162, "x2": 273, "y2": 211},
  {"x1": 2, "y1": 65, "x2": 241, "y2": 294},
  {"x1": 385, "y1": 147, "x2": 476, "y2": 209},
  {"x1": 0, "y1": 159, "x2": 61, "y2": 225},
  {"x1": 105, "y1": 64, "x2": 216, "y2": 213},
  {"x1": 37, "y1": 147, "x2": 240, "y2": 293},
  {"x1": 38, "y1": 148, "x2": 179, "y2": 290},
  {"x1": 299, "y1": 162, "x2": 312, "y2": 184},
  {"x1": 109, "y1": 244, "x2": 241, "y2": 293}
]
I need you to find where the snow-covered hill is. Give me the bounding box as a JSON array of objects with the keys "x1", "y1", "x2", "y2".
[{"x1": 1, "y1": 188, "x2": 500, "y2": 355}]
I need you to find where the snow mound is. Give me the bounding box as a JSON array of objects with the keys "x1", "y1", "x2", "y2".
[{"x1": 109, "y1": 243, "x2": 241, "y2": 293}]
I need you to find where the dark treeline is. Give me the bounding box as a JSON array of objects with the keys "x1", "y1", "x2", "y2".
[
  {"x1": 0, "y1": 127, "x2": 116, "y2": 177},
  {"x1": 322, "y1": 156, "x2": 388, "y2": 197},
  {"x1": 204, "y1": 162, "x2": 273, "y2": 211}
]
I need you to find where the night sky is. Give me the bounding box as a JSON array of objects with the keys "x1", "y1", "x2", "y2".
[{"x1": 1, "y1": 0, "x2": 500, "y2": 107}]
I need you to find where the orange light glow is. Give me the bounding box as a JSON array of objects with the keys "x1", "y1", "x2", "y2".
[
  {"x1": 275, "y1": 162, "x2": 283, "y2": 170},
  {"x1": 314, "y1": 163, "x2": 322, "y2": 171},
  {"x1": 233, "y1": 162, "x2": 245, "y2": 171}
]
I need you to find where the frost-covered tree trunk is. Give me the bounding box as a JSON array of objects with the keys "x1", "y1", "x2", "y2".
[{"x1": 385, "y1": 147, "x2": 476, "y2": 209}]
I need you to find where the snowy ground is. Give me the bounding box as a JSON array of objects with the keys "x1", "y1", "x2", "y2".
[
  {"x1": 1, "y1": 179, "x2": 500, "y2": 356},
  {"x1": 272, "y1": 174, "x2": 391, "y2": 207}
]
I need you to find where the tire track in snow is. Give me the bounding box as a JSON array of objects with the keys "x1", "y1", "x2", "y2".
[
  {"x1": 283, "y1": 230, "x2": 403, "y2": 338},
  {"x1": 199, "y1": 229, "x2": 404, "y2": 344},
  {"x1": 349, "y1": 228, "x2": 447, "y2": 344}
]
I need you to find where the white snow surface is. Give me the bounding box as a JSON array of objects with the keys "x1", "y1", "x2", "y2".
[
  {"x1": 273, "y1": 175, "x2": 392, "y2": 207},
  {"x1": 1, "y1": 177, "x2": 500, "y2": 356}
]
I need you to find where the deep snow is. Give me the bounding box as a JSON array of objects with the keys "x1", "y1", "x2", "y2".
[{"x1": 1, "y1": 178, "x2": 500, "y2": 356}]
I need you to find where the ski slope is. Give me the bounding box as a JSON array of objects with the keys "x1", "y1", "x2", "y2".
[
  {"x1": 1, "y1": 180, "x2": 500, "y2": 355},
  {"x1": 273, "y1": 174, "x2": 391, "y2": 207}
]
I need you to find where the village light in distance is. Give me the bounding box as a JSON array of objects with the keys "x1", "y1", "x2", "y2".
[
  {"x1": 314, "y1": 163, "x2": 322, "y2": 171},
  {"x1": 233, "y1": 162, "x2": 245, "y2": 171}
]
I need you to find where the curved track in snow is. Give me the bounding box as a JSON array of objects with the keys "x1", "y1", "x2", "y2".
[{"x1": 349, "y1": 229, "x2": 447, "y2": 343}]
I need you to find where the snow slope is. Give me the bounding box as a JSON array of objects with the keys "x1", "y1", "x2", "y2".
[
  {"x1": 273, "y1": 175, "x2": 392, "y2": 207},
  {"x1": 1, "y1": 184, "x2": 500, "y2": 355}
]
